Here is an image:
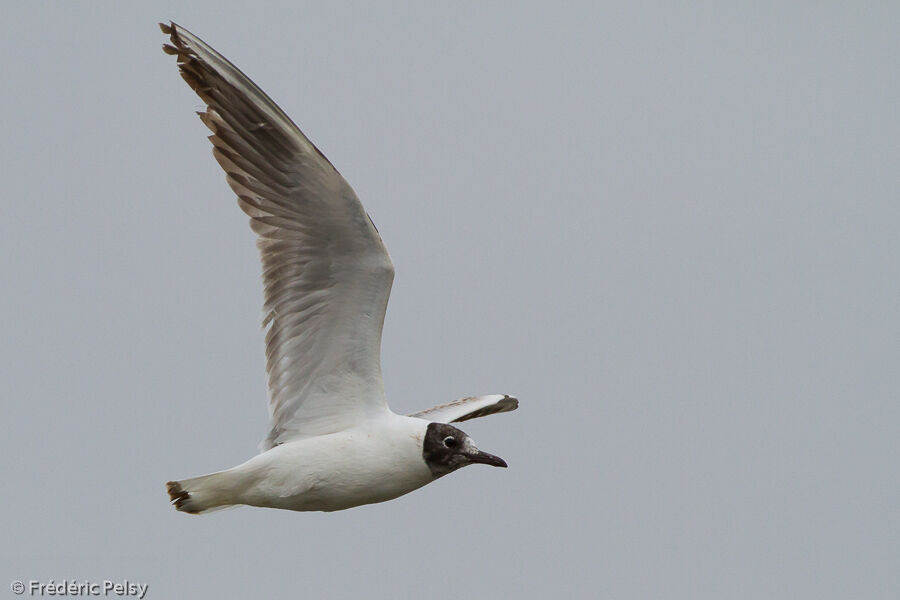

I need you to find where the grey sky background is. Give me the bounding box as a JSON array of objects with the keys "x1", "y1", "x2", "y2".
[{"x1": 1, "y1": 2, "x2": 897, "y2": 598}]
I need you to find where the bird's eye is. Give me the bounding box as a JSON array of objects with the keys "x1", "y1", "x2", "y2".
[{"x1": 443, "y1": 436, "x2": 457, "y2": 448}]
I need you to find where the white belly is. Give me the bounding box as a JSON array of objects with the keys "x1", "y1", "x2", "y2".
[{"x1": 232, "y1": 415, "x2": 433, "y2": 512}]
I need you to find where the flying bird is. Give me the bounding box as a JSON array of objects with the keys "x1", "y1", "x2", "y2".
[{"x1": 160, "y1": 22, "x2": 518, "y2": 513}]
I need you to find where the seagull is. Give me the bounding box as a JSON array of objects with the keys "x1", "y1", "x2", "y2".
[{"x1": 160, "y1": 23, "x2": 518, "y2": 514}]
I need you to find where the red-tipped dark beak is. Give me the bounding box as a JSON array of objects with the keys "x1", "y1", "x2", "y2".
[{"x1": 468, "y1": 450, "x2": 508, "y2": 468}]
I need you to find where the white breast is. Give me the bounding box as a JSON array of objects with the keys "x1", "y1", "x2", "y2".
[{"x1": 231, "y1": 414, "x2": 433, "y2": 512}]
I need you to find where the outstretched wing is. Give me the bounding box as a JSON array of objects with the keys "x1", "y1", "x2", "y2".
[
  {"x1": 161, "y1": 23, "x2": 395, "y2": 449},
  {"x1": 409, "y1": 395, "x2": 519, "y2": 424}
]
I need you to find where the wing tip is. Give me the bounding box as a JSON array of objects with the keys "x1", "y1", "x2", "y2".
[
  {"x1": 500, "y1": 394, "x2": 519, "y2": 412},
  {"x1": 159, "y1": 21, "x2": 188, "y2": 61}
]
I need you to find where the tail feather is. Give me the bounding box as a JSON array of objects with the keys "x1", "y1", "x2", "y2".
[{"x1": 166, "y1": 472, "x2": 236, "y2": 514}]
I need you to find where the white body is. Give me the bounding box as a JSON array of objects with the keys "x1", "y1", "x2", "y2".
[
  {"x1": 161, "y1": 23, "x2": 517, "y2": 515},
  {"x1": 180, "y1": 415, "x2": 433, "y2": 512}
]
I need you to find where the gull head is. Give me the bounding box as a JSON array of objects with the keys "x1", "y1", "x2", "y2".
[{"x1": 422, "y1": 422, "x2": 507, "y2": 478}]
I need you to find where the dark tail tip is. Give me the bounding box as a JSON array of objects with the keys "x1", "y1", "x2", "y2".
[{"x1": 166, "y1": 480, "x2": 198, "y2": 514}]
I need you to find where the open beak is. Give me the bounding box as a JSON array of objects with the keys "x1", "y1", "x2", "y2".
[{"x1": 467, "y1": 450, "x2": 508, "y2": 468}]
